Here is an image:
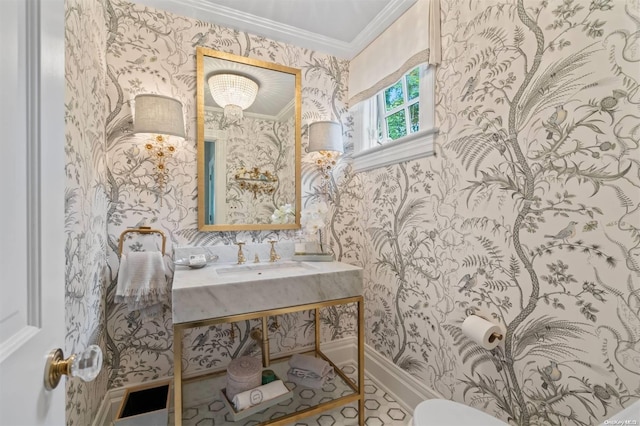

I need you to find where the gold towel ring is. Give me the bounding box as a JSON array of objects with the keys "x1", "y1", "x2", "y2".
[{"x1": 118, "y1": 226, "x2": 166, "y2": 256}]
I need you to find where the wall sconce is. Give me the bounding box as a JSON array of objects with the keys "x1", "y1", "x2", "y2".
[
  {"x1": 234, "y1": 166, "x2": 278, "y2": 199},
  {"x1": 207, "y1": 73, "x2": 259, "y2": 122},
  {"x1": 308, "y1": 120, "x2": 343, "y2": 182},
  {"x1": 133, "y1": 94, "x2": 185, "y2": 197}
]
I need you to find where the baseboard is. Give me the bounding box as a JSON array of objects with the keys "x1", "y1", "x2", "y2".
[
  {"x1": 363, "y1": 341, "x2": 442, "y2": 412},
  {"x1": 92, "y1": 337, "x2": 439, "y2": 425}
]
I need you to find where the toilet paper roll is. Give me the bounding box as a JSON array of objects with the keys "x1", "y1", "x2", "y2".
[{"x1": 461, "y1": 315, "x2": 503, "y2": 350}]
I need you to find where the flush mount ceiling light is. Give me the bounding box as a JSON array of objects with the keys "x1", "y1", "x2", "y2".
[{"x1": 207, "y1": 73, "x2": 259, "y2": 122}]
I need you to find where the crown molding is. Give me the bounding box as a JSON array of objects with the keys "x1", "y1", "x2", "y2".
[{"x1": 132, "y1": 0, "x2": 417, "y2": 59}]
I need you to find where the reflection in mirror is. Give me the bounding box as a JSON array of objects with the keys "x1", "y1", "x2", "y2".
[{"x1": 197, "y1": 47, "x2": 301, "y2": 231}]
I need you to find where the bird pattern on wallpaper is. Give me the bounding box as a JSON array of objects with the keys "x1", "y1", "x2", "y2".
[
  {"x1": 100, "y1": 0, "x2": 354, "y2": 392},
  {"x1": 64, "y1": 0, "x2": 110, "y2": 424},
  {"x1": 544, "y1": 221, "x2": 578, "y2": 243},
  {"x1": 65, "y1": 0, "x2": 640, "y2": 424},
  {"x1": 363, "y1": 1, "x2": 640, "y2": 425}
]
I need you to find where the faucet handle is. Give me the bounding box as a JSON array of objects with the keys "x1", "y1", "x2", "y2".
[
  {"x1": 268, "y1": 240, "x2": 280, "y2": 262},
  {"x1": 236, "y1": 241, "x2": 246, "y2": 264}
]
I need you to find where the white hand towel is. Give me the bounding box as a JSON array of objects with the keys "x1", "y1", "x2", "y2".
[
  {"x1": 287, "y1": 367, "x2": 335, "y2": 389},
  {"x1": 231, "y1": 380, "x2": 289, "y2": 411},
  {"x1": 288, "y1": 354, "x2": 333, "y2": 377},
  {"x1": 115, "y1": 252, "x2": 167, "y2": 321}
]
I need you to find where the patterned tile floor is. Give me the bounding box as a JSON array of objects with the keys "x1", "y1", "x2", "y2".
[{"x1": 179, "y1": 364, "x2": 410, "y2": 425}]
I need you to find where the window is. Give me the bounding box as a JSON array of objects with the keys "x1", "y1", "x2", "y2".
[
  {"x1": 379, "y1": 66, "x2": 421, "y2": 142},
  {"x1": 352, "y1": 64, "x2": 437, "y2": 173}
]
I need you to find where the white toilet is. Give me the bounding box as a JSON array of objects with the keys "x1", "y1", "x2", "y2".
[
  {"x1": 410, "y1": 399, "x2": 640, "y2": 426},
  {"x1": 410, "y1": 399, "x2": 508, "y2": 426}
]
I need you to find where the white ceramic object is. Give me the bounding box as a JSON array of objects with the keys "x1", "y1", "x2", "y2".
[{"x1": 411, "y1": 399, "x2": 508, "y2": 426}]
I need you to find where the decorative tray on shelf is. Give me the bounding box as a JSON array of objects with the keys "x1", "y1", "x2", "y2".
[
  {"x1": 220, "y1": 373, "x2": 293, "y2": 421},
  {"x1": 173, "y1": 253, "x2": 218, "y2": 269}
]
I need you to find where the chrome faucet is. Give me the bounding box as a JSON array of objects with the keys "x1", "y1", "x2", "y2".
[
  {"x1": 236, "y1": 242, "x2": 246, "y2": 264},
  {"x1": 268, "y1": 240, "x2": 280, "y2": 262}
]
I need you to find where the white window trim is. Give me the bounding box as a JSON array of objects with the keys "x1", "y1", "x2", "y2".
[
  {"x1": 352, "y1": 64, "x2": 437, "y2": 173},
  {"x1": 352, "y1": 127, "x2": 438, "y2": 173}
]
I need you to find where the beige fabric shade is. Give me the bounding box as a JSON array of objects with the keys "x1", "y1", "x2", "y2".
[
  {"x1": 308, "y1": 121, "x2": 343, "y2": 153},
  {"x1": 133, "y1": 94, "x2": 185, "y2": 138},
  {"x1": 347, "y1": 0, "x2": 441, "y2": 106}
]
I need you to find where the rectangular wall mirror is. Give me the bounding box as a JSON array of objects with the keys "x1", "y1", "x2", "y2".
[{"x1": 196, "y1": 47, "x2": 301, "y2": 231}]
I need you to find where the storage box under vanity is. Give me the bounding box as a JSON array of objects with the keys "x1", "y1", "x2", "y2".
[{"x1": 114, "y1": 380, "x2": 171, "y2": 426}]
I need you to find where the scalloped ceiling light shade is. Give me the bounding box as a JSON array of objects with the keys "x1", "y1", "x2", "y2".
[{"x1": 208, "y1": 74, "x2": 259, "y2": 121}]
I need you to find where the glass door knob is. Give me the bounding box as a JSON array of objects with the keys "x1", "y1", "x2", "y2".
[{"x1": 44, "y1": 344, "x2": 103, "y2": 390}]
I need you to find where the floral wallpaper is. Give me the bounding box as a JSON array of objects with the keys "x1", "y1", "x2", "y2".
[
  {"x1": 203, "y1": 110, "x2": 296, "y2": 224},
  {"x1": 64, "y1": 0, "x2": 109, "y2": 424},
  {"x1": 355, "y1": 0, "x2": 640, "y2": 424},
  {"x1": 67, "y1": 0, "x2": 639, "y2": 425},
  {"x1": 103, "y1": 0, "x2": 352, "y2": 390}
]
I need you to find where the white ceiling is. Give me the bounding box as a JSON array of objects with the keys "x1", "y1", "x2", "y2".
[{"x1": 133, "y1": 0, "x2": 417, "y2": 58}]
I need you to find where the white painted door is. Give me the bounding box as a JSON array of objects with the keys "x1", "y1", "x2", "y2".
[{"x1": 0, "y1": 0, "x2": 66, "y2": 424}]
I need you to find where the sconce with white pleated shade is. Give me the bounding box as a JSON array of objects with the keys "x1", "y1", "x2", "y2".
[
  {"x1": 207, "y1": 73, "x2": 259, "y2": 122},
  {"x1": 133, "y1": 94, "x2": 185, "y2": 198},
  {"x1": 308, "y1": 120, "x2": 343, "y2": 183},
  {"x1": 308, "y1": 121, "x2": 343, "y2": 154}
]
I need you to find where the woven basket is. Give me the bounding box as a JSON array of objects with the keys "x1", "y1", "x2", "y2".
[{"x1": 226, "y1": 356, "x2": 262, "y2": 400}]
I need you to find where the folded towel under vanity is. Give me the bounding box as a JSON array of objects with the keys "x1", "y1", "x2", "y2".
[
  {"x1": 286, "y1": 354, "x2": 335, "y2": 389},
  {"x1": 287, "y1": 367, "x2": 334, "y2": 389},
  {"x1": 288, "y1": 353, "x2": 334, "y2": 377},
  {"x1": 115, "y1": 251, "x2": 168, "y2": 321},
  {"x1": 231, "y1": 380, "x2": 289, "y2": 410}
]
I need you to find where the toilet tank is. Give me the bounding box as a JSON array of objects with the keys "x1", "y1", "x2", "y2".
[{"x1": 412, "y1": 399, "x2": 507, "y2": 426}]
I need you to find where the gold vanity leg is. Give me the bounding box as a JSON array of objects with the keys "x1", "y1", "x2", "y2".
[
  {"x1": 358, "y1": 297, "x2": 365, "y2": 426},
  {"x1": 174, "y1": 326, "x2": 183, "y2": 426},
  {"x1": 315, "y1": 307, "x2": 321, "y2": 351},
  {"x1": 262, "y1": 316, "x2": 270, "y2": 367}
]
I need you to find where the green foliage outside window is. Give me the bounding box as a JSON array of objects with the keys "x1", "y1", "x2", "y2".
[
  {"x1": 384, "y1": 81, "x2": 404, "y2": 112},
  {"x1": 381, "y1": 66, "x2": 421, "y2": 141}
]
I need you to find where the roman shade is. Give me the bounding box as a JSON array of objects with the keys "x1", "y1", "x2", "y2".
[{"x1": 347, "y1": 0, "x2": 441, "y2": 106}]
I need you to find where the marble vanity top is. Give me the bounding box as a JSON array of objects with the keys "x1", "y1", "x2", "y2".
[{"x1": 172, "y1": 260, "x2": 363, "y2": 324}]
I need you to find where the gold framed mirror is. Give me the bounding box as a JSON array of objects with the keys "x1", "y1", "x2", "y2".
[{"x1": 197, "y1": 47, "x2": 301, "y2": 231}]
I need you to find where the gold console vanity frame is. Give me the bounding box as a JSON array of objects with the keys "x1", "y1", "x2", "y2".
[{"x1": 173, "y1": 296, "x2": 365, "y2": 426}]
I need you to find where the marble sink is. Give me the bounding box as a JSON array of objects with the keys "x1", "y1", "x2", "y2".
[
  {"x1": 172, "y1": 260, "x2": 362, "y2": 324},
  {"x1": 216, "y1": 261, "x2": 318, "y2": 276}
]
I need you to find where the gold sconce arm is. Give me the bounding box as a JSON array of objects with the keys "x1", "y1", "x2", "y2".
[
  {"x1": 234, "y1": 167, "x2": 278, "y2": 199},
  {"x1": 488, "y1": 332, "x2": 503, "y2": 343}
]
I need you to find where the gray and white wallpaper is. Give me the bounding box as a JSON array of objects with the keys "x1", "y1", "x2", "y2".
[
  {"x1": 357, "y1": 0, "x2": 640, "y2": 425},
  {"x1": 64, "y1": 0, "x2": 109, "y2": 424},
  {"x1": 204, "y1": 110, "x2": 296, "y2": 225},
  {"x1": 63, "y1": 0, "x2": 639, "y2": 424},
  {"x1": 102, "y1": 0, "x2": 352, "y2": 393}
]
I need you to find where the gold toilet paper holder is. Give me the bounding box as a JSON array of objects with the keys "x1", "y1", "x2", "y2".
[
  {"x1": 474, "y1": 312, "x2": 504, "y2": 343},
  {"x1": 488, "y1": 331, "x2": 503, "y2": 343}
]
